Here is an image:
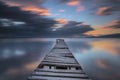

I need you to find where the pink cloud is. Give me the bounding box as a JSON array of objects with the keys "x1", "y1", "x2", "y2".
[
  {"x1": 22, "y1": 6, "x2": 51, "y2": 16},
  {"x1": 59, "y1": 9, "x2": 66, "y2": 12},
  {"x1": 67, "y1": 0, "x2": 80, "y2": 6},
  {"x1": 0, "y1": 0, "x2": 51, "y2": 16},
  {"x1": 56, "y1": 18, "x2": 69, "y2": 24},
  {"x1": 84, "y1": 20, "x2": 120, "y2": 36},
  {"x1": 96, "y1": 6, "x2": 112, "y2": 16},
  {"x1": 77, "y1": 5, "x2": 84, "y2": 12}
]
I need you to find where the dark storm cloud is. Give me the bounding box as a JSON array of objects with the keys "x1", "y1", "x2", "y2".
[
  {"x1": 52, "y1": 21, "x2": 94, "y2": 37},
  {"x1": 0, "y1": 1, "x2": 57, "y2": 38},
  {"x1": 0, "y1": 0, "x2": 51, "y2": 16},
  {"x1": 0, "y1": 1, "x2": 94, "y2": 38},
  {"x1": 0, "y1": 1, "x2": 56, "y2": 28},
  {"x1": 0, "y1": 0, "x2": 45, "y2": 6},
  {"x1": 0, "y1": 0, "x2": 45, "y2": 5},
  {"x1": 0, "y1": 18, "x2": 26, "y2": 27}
]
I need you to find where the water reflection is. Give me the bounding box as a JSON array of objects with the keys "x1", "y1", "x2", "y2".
[{"x1": 0, "y1": 38, "x2": 120, "y2": 80}]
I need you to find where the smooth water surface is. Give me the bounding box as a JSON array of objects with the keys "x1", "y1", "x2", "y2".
[{"x1": 0, "y1": 38, "x2": 120, "y2": 80}]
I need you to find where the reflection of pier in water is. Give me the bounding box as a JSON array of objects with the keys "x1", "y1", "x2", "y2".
[{"x1": 28, "y1": 39, "x2": 91, "y2": 80}]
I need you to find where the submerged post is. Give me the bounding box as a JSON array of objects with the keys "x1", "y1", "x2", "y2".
[{"x1": 28, "y1": 39, "x2": 91, "y2": 80}]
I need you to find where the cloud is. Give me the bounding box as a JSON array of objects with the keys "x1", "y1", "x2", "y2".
[
  {"x1": 0, "y1": 0, "x2": 51, "y2": 16},
  {"x1": 0, "y1": 18, "x2": 26, "y2": 27},
  {"x1": 0, "y1": 0, "x2": 44, "y2": 7},
  {"x1": 22, "y1": 6, "x2": 51, "y2": 16},
  {"x1": 52, "y1": 21, "x2": 93, "y2": 37},
  {"x1": 0, "y1": 1, "x2": 55, "y2": 26},
  {"x1": 53, "y1": 20, "x2": 91, "y2": 29},
  {"x1": 103, "y1": 20, "x2": 120, "y2": 29},
  {"x1": 76, "y1": 22, "x2": 89, "y2": 26},
  {"x1": 0, "y1": 0, "x2": 44, "y2": 5},
  {"x1": 87, "y1": 0, "x2": 120, "y2": 16},
  {"x1": 96, "y1": 6, "x2": 113, "y2": 16},
  {"x1": 56, "y1": 18, "x2": 69, "y2": 24},
  {"x1": 0, "y1": 1, "x2": 56, "y2": 38},
  {"x1": 84, "y1": 28, "x2": 120, "y2": 37},
  {"x1": 84, "y1": 20, "x2": 120, "y2": 37},
  {"x1": 67, "y1": 0, "x2": 80, "y2": 6},
  {"x1": 0, "y1": 1, "x2": 92, "y2": 38},
  {"x1": 59, "y1": 9, "x2": 66, "y2": 12},
  {"x1": 66, "y1": 0, "x2": 84, "y2": 12}
]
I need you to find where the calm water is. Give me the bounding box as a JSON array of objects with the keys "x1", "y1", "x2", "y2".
[{"x1": 0, "y1": 38, "x2": 120, "y2": 80}]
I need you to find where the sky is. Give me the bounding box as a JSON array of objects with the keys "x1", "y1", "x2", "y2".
[{"x1": 0, "y1": 0, "x2": 120, "y2": 38}]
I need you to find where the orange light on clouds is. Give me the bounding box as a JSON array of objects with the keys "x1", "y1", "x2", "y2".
[
  {"x1": 56, "y1": 18, "x2": 69, "y2": 24},
  {"x1": 103, "y1": 20, "x2": 120, "y2": 29},
  {"x1": 1, "y1": 0, "x2": 51, "y2": 16},
  {"x1": 52, "y1": 18, "x2": 69, "y2": 31},
  {"x1": 67, "y1": 0, "x2": 80, "y2": 6},
  {"x1": 84, "y1": 28, "x2": 120, "y2": 36},
  {"x1": 22, "y1": 6, "x2": 51, "y2": 16},
  {"x1": 96, "y1": 6, "x2": 112, "y2": 16},
  {"x1": 67, "y1": 0, "x2": 84, "y2": 12},
  {"x1": 76, "y1": 22, "x2": 89, "y2": 26},
  {"x1": 84, "y1": 20, "x2": 120, "y2": 36}
]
